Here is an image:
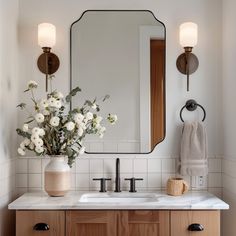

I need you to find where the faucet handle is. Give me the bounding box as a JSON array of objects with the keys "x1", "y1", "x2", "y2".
[
  {"x1": 93, "y1": 178, "x2": 111, "y2": 192},
  {"x1": 125, "y1": 177, "x2": 143, "y2": 192}
]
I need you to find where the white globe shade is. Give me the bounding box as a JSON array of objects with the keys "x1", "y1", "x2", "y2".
[
  {"x1": 38, "y1": 23, "x2": 56, "y2": 48},
  {"x1": 179, "y1": 22, "x2": 198, "y2": 48}
]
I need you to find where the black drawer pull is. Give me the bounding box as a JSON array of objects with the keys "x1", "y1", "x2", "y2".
[
  {"x1": 33, "y1": 223, "x2": 50, "y2": 231},
  {"x1": 188, "y1": 223, "x2": 204, "y2": 231}
]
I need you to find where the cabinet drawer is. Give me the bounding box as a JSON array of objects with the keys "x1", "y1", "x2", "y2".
[
  {"x1": 16, "y1": 210, "x2": 65, "y2": 236},
  {"x1": 171, "y1": 211, "x2": 220, "y2": 236}
]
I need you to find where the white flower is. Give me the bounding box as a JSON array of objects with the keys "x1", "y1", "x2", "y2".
[
  {"x1": 48, "y1": 97, "x2": 57, "y2": 107},
  {"x1": 99, "y1": 126, "x2": 106, "y2": 133},
  {"x1": 85, "y1": 112, "x2": 93, "y2": 120},
  {"x1": 65, "y1": 121, "x2": 75, "y2": 131},
  {"x1": 20, "y1": 142, "x2": 25, "y2": 149},
  {"x1": 77, "y1": 127, "x2": 83, "y2": 137},
  {"x1": 83, "y1": 118, "x2": 88, "y2": 125},
  {"x1": 39, "y1": 99, "x2": 48, "y2": 108},
  {"x1": 54, "y1": 91, "x2": 64, "y2": 99},
  {"x1": 91, "y1": 103, "x2": 97, "y2": 110},
  {"x1": 50, "y1": 116, "x2": 60, "y2": 127},
  {"x1": 35, "y1": 113, "x2": 44, "y2": 123},
  {"x1": 39, "y1": 128, "x2": 45, "y2": 136},
  {"x1": 22, "y1": 124, "x2": 29, "y2": 132},
  {"x1": 98, "y1": 126, "x2": 106, "y2": 138},
  {"x1": 32, "y1": 127, "x2": 40, "y2": 134},
  {"x1": 23, "y1": 138, "x2": 31, "y2": 146},
  {"x1": 42, "y1": 109, "x2": 50, "y2": 116},
  {"x1": 31, "y1": 133, "x2": 39, "y2": 143},
  {"x1": 95, "y1": 123, "x2": 101, "y2": 129},
  {"x1": 18, "y1": 148, "x2": 26, "y2": 156},
  {"x1": 95, "y1": 116, "x2": 103, "y2": 123},
  {"x1": 35, "y1": 146, "x2": 44, "y2": 154},
  {"x1": 27, "y1": 80, "x2": 38, "y2": 89},
  {"x1": 74, "y1": 113, "x2": 84, "y2": 124},
  {"x1": 107, "y1": 114, "x2": 118, "y2": 124},
  {"x1": 79, "y1": 146, "x2": 85, "y2": 155},
  {"x1": 34, "y1": 138, "x2": 43, "y2": 147},
  {"x1": 80, "y1": 122, "x2": 87, "y2": 130},
  {"x1": 54, "y1": 100, "x2": 62, "y2": 109},
  {"x1": 29, "y1": 142, "x2": 35, "y2": 150}
]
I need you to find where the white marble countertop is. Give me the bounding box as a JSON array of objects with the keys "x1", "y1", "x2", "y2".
[{"x1": 8, "y1": 191, "x2": 229, "y2": 210}]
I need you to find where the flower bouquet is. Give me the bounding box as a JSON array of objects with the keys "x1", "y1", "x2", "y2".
[{"x1": 16, "y1": 79, "x2": 117, "y2": 196}]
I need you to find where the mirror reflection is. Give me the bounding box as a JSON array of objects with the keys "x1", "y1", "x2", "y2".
[{"x1": 71, "y1": 10, "x2": 165, "y2": 153}]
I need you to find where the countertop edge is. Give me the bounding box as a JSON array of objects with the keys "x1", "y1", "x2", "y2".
[{"x1": 8, "y1": 191, "x2": 229, "y2": 210}]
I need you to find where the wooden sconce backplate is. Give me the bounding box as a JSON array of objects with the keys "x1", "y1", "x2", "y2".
[{"x1": 176, "y1": 53, "x2": 199, "y2": 75}]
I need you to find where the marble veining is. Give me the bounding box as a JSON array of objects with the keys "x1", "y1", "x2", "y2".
[{"x1": 8, "y1": 191, "x2": 229, "y2": 210}]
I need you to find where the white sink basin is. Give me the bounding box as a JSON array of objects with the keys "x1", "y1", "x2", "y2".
[{"x1": 79, "y1": 192, "x2": 159, "y2": 204}]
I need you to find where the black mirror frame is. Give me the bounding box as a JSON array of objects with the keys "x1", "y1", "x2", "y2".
[{"x1": 70, "y1": 9, "x2": 166, "y2": 155}]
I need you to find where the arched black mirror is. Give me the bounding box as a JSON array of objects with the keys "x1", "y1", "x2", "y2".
[{"x1": 70, "y1": 10, "x2": 166, "y2": 154}]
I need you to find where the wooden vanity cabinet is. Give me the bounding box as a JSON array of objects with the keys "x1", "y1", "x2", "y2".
[
  {"x1": 65, "y1": 210, "x2": 170, "y2": 236},
  {"x1": 16, "y1": 210, "x2": 220, "y2": 236},
  {"x1": 170, "y1": 210, "x2": 220, "y2": 236},
  {"x1": 16, "y1": 211, "x2": 65, "y2": 236},
  {"x1": 117, "y1": 211, "x2": 169, "y2": 236},
  {"x1": 66, "y1": 211, "x2": 117, "y2": 236}
]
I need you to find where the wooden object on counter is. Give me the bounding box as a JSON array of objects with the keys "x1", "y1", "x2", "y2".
[{"x1": 166, "y1": 177, "x2": 189, "y2": 196}]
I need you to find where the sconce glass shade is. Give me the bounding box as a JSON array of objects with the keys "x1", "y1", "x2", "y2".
[
  {"x1": 38, "y1": 23, "x2": 56, "y2": 48},
  {"x1": 179, "y1": 22, "x2": 198, "y2": 48}
]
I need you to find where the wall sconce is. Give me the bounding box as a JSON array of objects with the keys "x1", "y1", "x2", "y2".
[
  {"x1": 37, "y1": 23, "x2": 60, "y2": 92},
  {"x1": 176, "y1": 22, "x2": 199, "y2": 91}
]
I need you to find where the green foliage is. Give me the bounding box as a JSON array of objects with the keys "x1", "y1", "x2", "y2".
[
  {"x1": 17, "y1": 103, "x2": 26, "y2": 109},
  {"x1": 16, "y1": 128, "x2": 31, "y2": 139},
  {"x1": 16, "y1": 80, "x2": 116, "y2": 168},
  {"x1": 65, "y1": 86, "x2": 81, "y2": 102}
]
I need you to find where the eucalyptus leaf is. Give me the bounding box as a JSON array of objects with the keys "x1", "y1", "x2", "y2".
[
  {"x1": 16, "y1": 103, "x2": 26, "y2": 109},
  {"x1": 16, "y1": 128, "x2": 31, "y2": 139},
  {"x1": 103, "y1": 94, "x2": 110, "y2": 102}
]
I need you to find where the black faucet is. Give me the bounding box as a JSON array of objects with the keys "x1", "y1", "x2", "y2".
[{"x1": 114, "y1": 158, "x2": 121, "y2": 192}]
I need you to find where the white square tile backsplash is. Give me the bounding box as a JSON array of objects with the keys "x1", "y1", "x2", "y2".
[
  {"x1": 16, "y1": 155, "x2": 222, "y2": 194},
  {"x1": 28, "y1": 159, "x2": 42, "y2": 173},
  {"x1": 134, "y1": 159, "x2": 147, "y2": 173},
  {"x1": 148, "y1": 159, "x2": 161, "y2": 173},
  {"x1": 90, "y1": 159, "x2": 103, "y2": 173}
]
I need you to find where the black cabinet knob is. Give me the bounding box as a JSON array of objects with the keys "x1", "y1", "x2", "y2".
[
  {"x1": 188, "y1": 223, "x2": 204, "y2": 231},
  {"x1": 125, "y1": 177, "x2": 143, "y2": 192},
  {"x1": 33, "y1": 223, "x2": 50, "y2": 231},
  {"x1": 93, "y1": 178, "x2": 111, "y2": 192}
]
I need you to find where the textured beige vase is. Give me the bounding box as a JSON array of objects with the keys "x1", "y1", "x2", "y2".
[
  {"x1": 166, "y1": 178, "x2": 189, "y2": 196},
  {"x1": 44, "y1": 156, "x2": 70, "y2": 197}
]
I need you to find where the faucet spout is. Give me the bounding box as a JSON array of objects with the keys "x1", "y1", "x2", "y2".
[{"x1": 114, "y1": 158, "x2": 121, "y2": 192}]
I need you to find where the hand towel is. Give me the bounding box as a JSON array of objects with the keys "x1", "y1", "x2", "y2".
[{"x1": 179, "y1": 121, "x2": 208, "y2": 176}]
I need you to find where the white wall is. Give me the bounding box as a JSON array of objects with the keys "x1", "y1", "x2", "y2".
[
  {"x1": 222, "y1": 0, "x2": 236, "y2": 235},
  {"x1": 0, "y1": 0, "x2": 19, "y2": 235},
  {"x1": 16, "y1": 0, "x2": 223, "y2": 196},
  {"x1": 18, "y1": 0, "x2": 223, "y2": 156}
]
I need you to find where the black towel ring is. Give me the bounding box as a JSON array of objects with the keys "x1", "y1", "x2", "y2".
[{"x1": 180, "y1": 99, "x2": 206, "y2": 122}]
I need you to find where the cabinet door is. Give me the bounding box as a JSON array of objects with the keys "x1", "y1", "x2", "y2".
[
  {"x1": 16, "y1": 210, "x2": 65, "y2": 236},
  {"x1": 66, "y1": 211, "x2": 117, "y2": 236},
  {"x1": 118, "y1": 211, "x2": 170, "y2": 236},
  {"x1": 171, "y1": 211, "x2": 220, "y2": 236}
]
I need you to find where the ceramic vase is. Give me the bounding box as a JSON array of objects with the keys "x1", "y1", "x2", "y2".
[{"x1": 44, "y1": 155, "x2": 70, "y2": 197}]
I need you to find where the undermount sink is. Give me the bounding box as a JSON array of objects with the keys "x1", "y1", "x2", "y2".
[{"x1": 79, "y1": 192, "x2": 159, "y2": 204}]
